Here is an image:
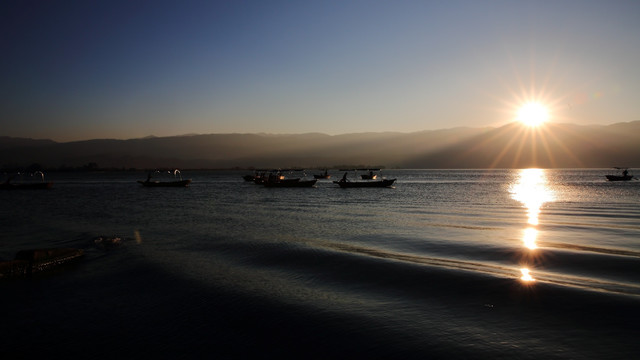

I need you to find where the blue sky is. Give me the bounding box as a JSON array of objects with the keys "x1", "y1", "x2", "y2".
[{"x1": 1, "y1": 0, "x2": 639, "y2": 141}]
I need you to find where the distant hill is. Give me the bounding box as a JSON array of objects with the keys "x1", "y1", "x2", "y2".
[
  {"x1": 2, "y1": 122, "x2": 639, "y2": 169},
  {"x1": 400, "y1": 121, "x2": 640, "y2": 169},
  {"x1": 0, "y1": 136, "x2": 57, "y2": 149}
]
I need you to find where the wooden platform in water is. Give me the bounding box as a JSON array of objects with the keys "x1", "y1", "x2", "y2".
[{"x1": 0, "y1": 248, "x2": 84, "y2": 278}]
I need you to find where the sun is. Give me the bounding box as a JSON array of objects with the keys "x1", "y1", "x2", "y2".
[{"x1": 517, "y1": 102, "x2": 549, "y2": 127}]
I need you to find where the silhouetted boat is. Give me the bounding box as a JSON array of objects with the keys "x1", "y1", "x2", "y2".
[
  {"x1": 357, "y1": 169, "x2": 380, "y2": 180},
  {"x1": 606, "y1": 167, "x2": 634, "y2": 181},
  {"x1": 1, "y1": 171, "x2": 53, "y2": 190},
  {"x1": 253, "y1": 170, "x2": 282, "y2": 184},
  {"x1": 262, "y1": 169, "x2": 317, "y2": 187},
  {"x1": 243, "y1": 169, "x2": 268, "y2": 182},
  {"x1": 334, "y1": 171, "x2": 395, "y2": 188},
  {"x1": 313, "y1": 170, "x2": 331, "y2": 179},
  {"x1": 334, "y1": 178, "x2": 395, "y2": 188},
  {"x1": 138, "y1": 170, "x2": 191, "y2": 187},
  {"x1": 138, "y1": 179, "x2": 192, "y2": 187}
]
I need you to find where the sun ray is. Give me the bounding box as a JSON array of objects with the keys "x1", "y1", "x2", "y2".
[
  {"x1": 537, "y1": 123, "x2": 586, "y2": 167},
  {"x1": 537, "y1": 126, "x2": 558, "y2": 168},
  {"x1": 486, "y1": 124, "x2": 527, "y2": 169}
]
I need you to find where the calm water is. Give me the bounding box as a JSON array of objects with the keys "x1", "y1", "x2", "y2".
[{"x1": 1, "y1": 169, "x2": 639, "y2": 359}]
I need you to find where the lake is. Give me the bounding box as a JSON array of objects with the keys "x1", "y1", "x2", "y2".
[{"x1": 1, "y1": 169, "x2": 639, "y2": 359}]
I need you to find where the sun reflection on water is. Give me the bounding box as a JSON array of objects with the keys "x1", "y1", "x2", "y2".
[
  {"x1": 523, "y1": 227, "x2": 538, "y2": 250},
  {"x1": 520, "y1": 268, "x2": 535, "y2": 282},
  {"x1": 510, "y1": 169, "x2": 554, "y2": 283},
  {"x1": 510, "y1": 169, "x2": 555, "y2": 226}
]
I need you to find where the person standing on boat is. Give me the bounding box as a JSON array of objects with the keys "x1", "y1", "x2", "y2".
[
  {"x1": 341, "y1": 172, "x2": 348, "y2": 182},
  {"x1": 623, "y1": 169, "x2": 629, "y2": 177}
]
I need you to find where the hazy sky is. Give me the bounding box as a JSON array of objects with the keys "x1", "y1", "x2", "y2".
[{"x1": 2, "y1": 0, "x2": 639, "y2": 141}]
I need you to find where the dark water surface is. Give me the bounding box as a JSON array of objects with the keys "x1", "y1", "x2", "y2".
[{"x1": 1, "y1": 169, "x2": 639, "y2": 359}]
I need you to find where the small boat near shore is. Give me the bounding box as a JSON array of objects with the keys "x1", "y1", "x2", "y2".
[
  {"x1": 360, "y1": 169, "x2": 379, "y2": 180},
  {"x1": 138, "y1": 169, "x2": 191, "y2": 187},
  {"x1": 313, "y1": 170, "x2": 331, "y2": 179},
  {"x1": 138, "y1": 179, "x2": 192, "y2": 187},
  {"x1": 334, "y1": 178, "x2": 396, "y2": 188},
  {"x1": 1, "y1": 171, "x2": 53, "y2": 190},
  {"x1": 605, "y1": 167, "x2": 634, "y2": 181},
  {"x1": 262, "y1": 170, "x2": 317, "y2": 187},
  {"x1": 334, "y1": 171, "x2": 395, "y2": 188}
]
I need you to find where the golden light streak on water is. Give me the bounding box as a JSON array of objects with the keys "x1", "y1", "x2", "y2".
[
  {"x1": 520, "y1": 268, "x2": 536, "y2": 282},
  {"x1": 510, "y1": 168, "x2": 555, "y2": 255},
  {"x1": 523, "y1": 227, "x2": 538, "y2": 250},
  {"x1": 510, "y1": 168, "x2": 555, "y2": 226}
]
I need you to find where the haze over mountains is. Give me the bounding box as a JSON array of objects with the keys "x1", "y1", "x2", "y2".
[{"x1": 2, "y1": 121, "x2": 639, "y2": 170}]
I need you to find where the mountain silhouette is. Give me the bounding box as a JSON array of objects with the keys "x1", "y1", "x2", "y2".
[{"x1": 2, "y1": 121, "x2": 639, "y2": 169}]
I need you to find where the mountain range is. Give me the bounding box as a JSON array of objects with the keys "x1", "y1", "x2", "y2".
[{"x1": 2, "y1": 121, "x2": 639, "y2": 170}]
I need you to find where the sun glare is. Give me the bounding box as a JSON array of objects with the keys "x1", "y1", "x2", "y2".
[
  {"x1": 520, "y1": 268, "x2": 536, "y2": 282},
  {"x1": 517, "y1": 102, "x2": 549, "y2": 127}
]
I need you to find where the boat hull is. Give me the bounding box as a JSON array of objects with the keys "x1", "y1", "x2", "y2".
[
  {"x1": 606, "y1": 175, "x2": 633, "y2": 181},
  {"x1": 138, "y1": 179, "x2": 192, "y2": 187},
  {"x1": 334, "y1": 179, "x2": 396, "y2": 188}
]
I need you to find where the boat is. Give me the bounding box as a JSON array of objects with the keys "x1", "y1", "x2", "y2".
[
  {"x1": 243, "y1": 170, "x2": 268, "y2": 182},
  {"x1": 253, "y1": 170, "x2": 281, "y2": 184},
  {"x1": 138, "y1": 179, "x2": 192, "y2": 187},
  {"x1": 333, "y1": 171, "x2": 395, "y2": 188},
  {"x1": 360, "y1": 169, "x2": 379, "y2": 180},
  {"x1": 313, "y1": 170, "x2": 331, "y2": 179},
  {"x1": 334, "y1": 178, "x2": 395, "y2": 188},
  {"x1": 262, "y1": 169, "x2": 317, "y2": 187},
  {"x1": 138, "y1": 169, "x2": 192, "y2": 187},
  {"x1": 1, "y1": 171, "x2": 53, "y2": 190},
  {"x1": 605, "y1": 167, "x2": 634, "y2": 181}
]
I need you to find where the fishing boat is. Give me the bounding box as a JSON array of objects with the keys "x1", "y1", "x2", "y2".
[
  {"x1": 313, "y1": 169, "x2": 331, "y2": 179},
  {"x1": 252, "y1": 170, "x2": 282, "y2": 184},
  {"x1": 243, "y1": 170, "x2": 268, "y2": 182},
  {"x1": 262, "y1": 170, "x2": 316, "y2": 187},
  {"x1": 138, "y1": 170, "x2": 192, "y2": 187},
  {"x1": 1, "y1": 171, "x2": 53, "y2": 190},
  {"x1": 138, "y1": 179, "x2": 192, "y2": 187},
  {"x1": 333, "y1": 171, "x2": 395, "y2": 188},
  {"x1": 360, "y1": 169, "x2": 379, "y2": 180},
  {"x1": 605, "y1": 167, "x2": 634, "y2": 181},
  {"x1": 262, "y1": 169, "x2": 317, "y2": 187},
  {"x1": 334, "y1": 178, "x2": 395, "y2": 188}
]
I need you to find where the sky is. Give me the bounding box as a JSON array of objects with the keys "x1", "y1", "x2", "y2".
[{"x1": 1, "y1": 0, "x2": 639, "y2": 142}]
